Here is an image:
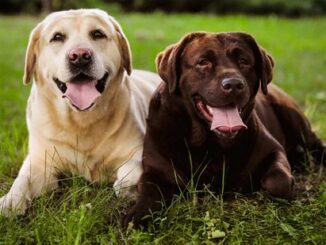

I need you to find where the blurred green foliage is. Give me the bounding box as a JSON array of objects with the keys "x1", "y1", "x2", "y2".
[
  {"x1": 1, "y1": 0, "x2": 325, "y2": 16},
  {"x1": 117, "y1": 0, "x2": 326, "y2": 16},
  {"x1": 0, "y1": 0, "x2": 113, "y2": 14}
]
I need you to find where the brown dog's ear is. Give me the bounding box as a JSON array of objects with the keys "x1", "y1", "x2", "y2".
[
  {"x1": 234, "y1": 32, "x2": 274, "y2": 95},
  {"x1": 23, "y1": 23, "x2": 42, "y2": 85},
  {"x1": 156, "y1": 33, "x2": 202, "y2": 94},
  {"x1": 156, "y1": 44, "x2": 180, "y2": 93},
  {"x1": 259, "y1": 48, "x2": 274, "y2": 95},
  {"x1": 108, "y1": 16, "x2": 132, "y2": 75}
]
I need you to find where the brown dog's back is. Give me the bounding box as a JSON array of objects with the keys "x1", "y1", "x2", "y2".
[{"x1": 256, "y1": 84, "x2": 325, "y2": 169}]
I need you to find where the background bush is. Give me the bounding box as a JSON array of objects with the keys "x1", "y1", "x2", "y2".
[
  {"x1": 116, "y1": 0, "x2": 326, "y2": 17},
  {"x1": 1, "y1": 0, "x2": 326, "y2": 16}
]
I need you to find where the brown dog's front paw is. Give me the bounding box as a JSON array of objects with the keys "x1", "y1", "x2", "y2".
[
  {"x1": 261, "y1": 169, "x2": 294, "y2": 200},
  {"x1": 123, "y1": 204, "x2": 151, "y2": 229}
]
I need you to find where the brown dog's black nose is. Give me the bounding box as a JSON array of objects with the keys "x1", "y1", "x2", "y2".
[
  {"x1": 221, "y1": 78, "x2": 245, "y2": 93},
  {"x1": 68, "y1": 47, "x2": 92, "y2": 66}
]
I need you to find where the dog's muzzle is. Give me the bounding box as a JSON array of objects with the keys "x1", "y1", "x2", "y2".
[{"x1": 54, "y1": 72, "x2": 109, "y2": 111}]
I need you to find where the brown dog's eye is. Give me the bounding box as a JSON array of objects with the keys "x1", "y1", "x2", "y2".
[
  {"x1": 50, "y1": 32, "x2": 65, "y2": 42},
  {"x1": 90, "y1": 30, "x2": 107, "y2": 40},
  {"x1": 238, "y1": 57, "x2": 249, "y2": 66},
  {"x1": 196, "y1": 59, "x2": 212, "y2": 68}
]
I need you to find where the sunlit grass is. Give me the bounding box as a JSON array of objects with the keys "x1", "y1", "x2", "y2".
[{"x1": 0, "y1": 12, "x2": 325, "y2": 243}]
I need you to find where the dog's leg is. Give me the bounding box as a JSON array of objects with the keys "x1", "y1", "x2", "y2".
[
  {"x1": 0, "y1": 154, "x2": 58, "y2": 216},
  {"x1": 123, "y1": 168, "x2": 181, "y2": 228},
  {"x1": 260, "y1": 151, "x2": 294, "y2": 200},
  {"x1": 272, "y1": 103, "x2": 326, "y2": 169},
  {"x1": 113, "y1": 150, "x2": 142, "y2": 200}
]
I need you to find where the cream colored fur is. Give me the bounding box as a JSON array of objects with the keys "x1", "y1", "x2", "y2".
[{"x1": 0, "y1": 9, "x2": 160, "y2": 216}]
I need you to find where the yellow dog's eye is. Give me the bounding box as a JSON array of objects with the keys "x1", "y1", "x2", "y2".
[
  {"x1": 50, "y1": 32, "x2": 65, "y2": 42},
  {"x1": 90, "y1": 29, "x2": 107, "y2": 40}
]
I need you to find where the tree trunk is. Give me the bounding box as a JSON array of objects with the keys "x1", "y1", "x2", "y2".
[{"x1": 42, "y1": 0, "x2": 52, "y2": 13}]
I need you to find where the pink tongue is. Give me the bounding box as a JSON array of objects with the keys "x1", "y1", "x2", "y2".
[
  {"x1": 63, "y1": 80, "x2": 101, "y2": 110},
  {"x1": 209, "y1": 106, "x2": 247, "y2": 132}
]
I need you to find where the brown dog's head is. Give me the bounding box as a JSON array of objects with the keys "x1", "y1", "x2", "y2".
[{"x1": 156, "y1": 32, "x2": 274, "y2": 142}]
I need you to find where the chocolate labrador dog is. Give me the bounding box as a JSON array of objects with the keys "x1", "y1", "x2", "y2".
[{"x1": 124, "y1": 32, "x2": 325, "y2": 227}]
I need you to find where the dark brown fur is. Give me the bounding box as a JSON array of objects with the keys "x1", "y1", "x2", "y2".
[{"x1": 124, "y1": 32, "x2": 326, "y2": 227}]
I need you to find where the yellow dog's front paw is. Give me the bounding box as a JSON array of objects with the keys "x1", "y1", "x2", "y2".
[{"x1": 0, "y1": 193, "x2": 29, "y2": 217}]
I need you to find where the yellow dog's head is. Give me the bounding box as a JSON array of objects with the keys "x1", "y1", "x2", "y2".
[{"x1": 24, "y1": 9, "x2": 132, "y2": 111}]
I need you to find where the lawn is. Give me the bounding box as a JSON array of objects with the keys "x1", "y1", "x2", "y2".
[{"x1": 0, "y1": 10, "x2": 325, "y2": 244}]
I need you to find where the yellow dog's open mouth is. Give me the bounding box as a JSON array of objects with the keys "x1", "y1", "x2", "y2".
[{"x1": 54, "y1": 72, "x2": 109, "y2": 111}]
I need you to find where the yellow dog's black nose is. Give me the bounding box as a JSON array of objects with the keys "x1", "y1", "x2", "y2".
[{"x1": 68, "y1": 47, "x2": 92, "y2": 67}]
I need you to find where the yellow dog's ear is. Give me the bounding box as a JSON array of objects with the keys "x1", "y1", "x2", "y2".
[
  {"x1": 108, "y1": 16, "x2": 132, "y2": 76},
  {"x1": 23, "y1": 23, "x2": 42, "y2": 85}
]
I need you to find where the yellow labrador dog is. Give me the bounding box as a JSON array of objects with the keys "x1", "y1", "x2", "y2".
[{"x1": 0, "y1": 9, "x2": 160, "y2": 216}]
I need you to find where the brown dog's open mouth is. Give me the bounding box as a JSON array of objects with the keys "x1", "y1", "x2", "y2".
[
  {"x1": 54, "y1": 72, "x2": 109, "y2": 111},
  {"x1": 194, "y1": 96, "x2": 247, "y2": 138}
]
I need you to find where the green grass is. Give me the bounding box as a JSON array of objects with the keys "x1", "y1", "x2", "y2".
[{"x1": 0, "y1": 11, "x2": 325, "y2": 244}]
